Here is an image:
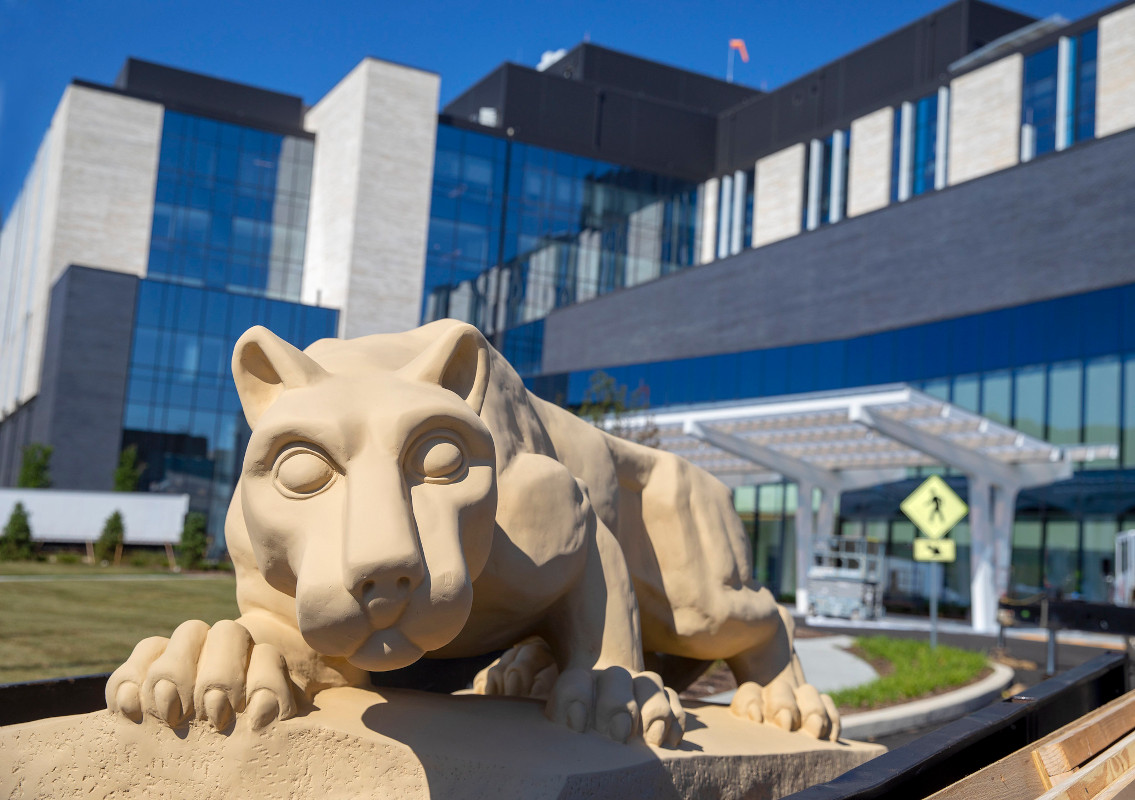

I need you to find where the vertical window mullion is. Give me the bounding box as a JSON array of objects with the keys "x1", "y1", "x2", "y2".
[
  {"x1": 1056, "y1": 36, "x2": 1073, "y2": 151},
  {"x1": 898, "y1": 101, "x2": 914, "y2": 202},
  {"x1": 830, "y1": 130, "x2": 846, "y2": 224},
  {"x1": 806, "y1": 138, "x2": 823, "y2": 230},
  {"x1": 935, "y1": 87, "x2": 950, "y2": 190}
]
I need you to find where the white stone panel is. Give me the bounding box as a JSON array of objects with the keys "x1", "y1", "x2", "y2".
[
  {"x1": 753, "y1": 144, "x2": 805, "y2": 247},
  {"x1": 0, "y1": 85, "x2": 160, "y2": 413},
  {"x1": 304, "y1": 59, "x2": 440, "y2": 338},
  {"x1": 49, "y1": 86, "x2": 163, "y2": 282},
  {"x1": 948, "y1": 55, "x2": 1022, "y2": 186},
  {"x1": 1097, "y1": 5, "x2": 1135, "y2": 137},
  {"x1": 697, "y1": 178, "x2": 719, "y2": 264}
]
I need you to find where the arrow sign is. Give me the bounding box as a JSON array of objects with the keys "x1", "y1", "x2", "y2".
[{"x1": 914, "y1": 537, "x2": 956, "y2": 563}]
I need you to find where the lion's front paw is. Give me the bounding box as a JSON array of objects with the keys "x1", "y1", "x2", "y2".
[
  {"x1": 730, "y1": 677, "x2": 840, "y2": 741},
  {"x1": 473, "y1": 636, "x2": 559, "y2": 700},
  {"x1": 545, "y1": 666, "x2": 686, "y2": 747},
  {"x1": 105, "y1": 619, "x2": 298, "y2": 731}
]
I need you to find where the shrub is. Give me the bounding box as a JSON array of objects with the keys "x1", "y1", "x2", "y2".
[
  {"x1": 178, "y1": 512, "x2": 209, "y2": 571},
  {"x1": 0, "y1": 502, "x2": 34, "y2": 561},
  {"x1": 95, "y1": 511, "x2": 125, "y2": 564},
  {"x1": 113, "y1": 445, "x2": 145, "y2": 492},
  {"x1": 18, "y1": 443, "x2": 53, "y2": 489},
  {"x1": 56, "y1": 552, "x2": 82, "y2": 565}
]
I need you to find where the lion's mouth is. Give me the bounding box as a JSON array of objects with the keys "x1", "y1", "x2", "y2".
[{"x1": 346, "y1": 625, "x2": 425, "y2": 671}]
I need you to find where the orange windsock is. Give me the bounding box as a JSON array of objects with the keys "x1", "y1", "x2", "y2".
[{"x1": 730, "y1": 39, "x2": 749, "y2": 63}]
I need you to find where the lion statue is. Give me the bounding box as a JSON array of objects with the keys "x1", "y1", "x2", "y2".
[{"x1": 106, "y1": 319, "x2": 838, "y2": 747}]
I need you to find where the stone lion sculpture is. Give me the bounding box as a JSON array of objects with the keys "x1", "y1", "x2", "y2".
[{"x1": 106, "y1": 319, "x2": 838, "y2": 747}]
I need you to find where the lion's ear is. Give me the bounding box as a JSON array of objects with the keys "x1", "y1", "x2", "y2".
[
  {"x1": 232, "y1": 326, "x2": 328, "y2": 428},
  {"x1": 400, "y1": 322, "x2": 491, "y2": 415}
]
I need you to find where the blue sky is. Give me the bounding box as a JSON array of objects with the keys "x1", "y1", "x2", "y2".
[{"x1": 0, "y1": 0, "x2": 1116, "y2": 216}]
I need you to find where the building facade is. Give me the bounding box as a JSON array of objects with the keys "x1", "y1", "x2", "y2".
[
  {"x1": 0, "y1": 58, "x2": 438, "y2": 539},
  {"x1": 2, "y1": 0, "x2": 1134, "y2": 607},
  {"x1": 420, "y1": 1, "x2": 1135, "y2": 606}
]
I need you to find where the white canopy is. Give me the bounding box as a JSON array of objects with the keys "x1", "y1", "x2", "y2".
[{"x1": 621, "y1": 384, "x2": 1118, "y2": 632}]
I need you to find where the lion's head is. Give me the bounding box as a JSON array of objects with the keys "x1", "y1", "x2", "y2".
[{"x1": 231, "y1": 320, "x2": 498, "y2": 672}]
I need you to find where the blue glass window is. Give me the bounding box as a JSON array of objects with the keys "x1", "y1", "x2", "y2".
[
  {"x1": 912, "y1": 94, "x2": 938, "y2": 197},
  {"x1": 147, "y1": 111, "x2": 313, "y2": 301},
  {"x1": 1022, "y1": 45, "x2": 1059, "y2": 159}
]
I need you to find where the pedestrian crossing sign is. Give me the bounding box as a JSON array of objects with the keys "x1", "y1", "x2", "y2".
[{"x1": 900, "y1": 474, "x2": 968, "y2": 540}]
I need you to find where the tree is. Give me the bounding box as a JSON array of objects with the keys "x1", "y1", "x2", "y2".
[
  {"x1": 178, "y1": 512, "x2": 209, "y2": 571},
  {"x1": 576, "y1": 371, "x2": 660, "y2": 448},
  {"x1": 113, "y1": 445, "x2": 145, "y2": 492},
  {"x1": 95, "y1": 511, "x2": 125, "y2": 564},
  {"x1": 0, "y1": 503, "x2": 33, "y2": 561},
  {"x1": 17, "y1": 443, "x2": 53, "y2": 489}
]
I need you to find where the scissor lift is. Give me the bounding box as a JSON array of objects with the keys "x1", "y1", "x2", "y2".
[{"x1": 807, "y1": 536, "x2": 886, "y2": 620}]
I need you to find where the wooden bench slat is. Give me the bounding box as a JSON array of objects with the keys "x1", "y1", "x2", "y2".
[{"x1": 1036, "y1": 693, "x2": 1135, "y2": 777}]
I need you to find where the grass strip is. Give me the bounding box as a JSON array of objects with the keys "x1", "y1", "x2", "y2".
[
  {"x1": 0, "y1": 574, "x2": 238, "y2": 684},
  {"x1": 830, "y1": 635, "x2": 989, "y2": 712}
]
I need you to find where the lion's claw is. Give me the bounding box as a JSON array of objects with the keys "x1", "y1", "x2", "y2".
[
  {"x1": 546, "y1": 666, "x2": 685, "y2": 746},
  {"x1": 730, "y1": 677, "x2": 839, "y2": 741},
  {"x1": 106, "y1": 619, "x2": 298, "y2": 732}
]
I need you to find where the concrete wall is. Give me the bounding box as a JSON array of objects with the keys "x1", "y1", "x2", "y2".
[
  {"x1": 847, "y1": 107, "x2": 894, "y2": 217},
  {"x1": 753, "y1": 144, "x2": 805, "y2": 247},
  {"x1": 0, "y1": 85, "x2": 161, "y2": 415},
  {"x1": 32, "y1": 266, "x2": 138, "y2": 491},
  {"x1": 304, "y1": 58, "x2": 440, "y2": 338},
  {"x1": 1097, "y1": 4, "x2": 1135, "y2": 138},
  {"x1": 948, "y1": 55, "x2": 1022, "y2": 185},
  {"x1": 541, "y1": 127, "x2": 1135, "y2": 374}
]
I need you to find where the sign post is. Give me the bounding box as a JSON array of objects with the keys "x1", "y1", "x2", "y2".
[{"x1": 901, "y1": 475, "x2": 968, "y2": 649}]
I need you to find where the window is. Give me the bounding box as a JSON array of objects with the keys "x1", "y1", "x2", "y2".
[
  {"x1": 805, "y1": 129, "x2": 848, "y2": 230},
  {"x1": 892, "y1": 89, "x2": 948, "y2": 202},
  {"x1": 1022, "y1": 45, "x2": 1059, "y2": 160},
  {"x1": 1022, "y1": 28, "x2": 1097, "y2": 161}
]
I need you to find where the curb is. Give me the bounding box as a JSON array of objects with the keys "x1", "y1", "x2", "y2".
[{"x1": 840, "y1": 661, "x2": 1015, "y2": 741}]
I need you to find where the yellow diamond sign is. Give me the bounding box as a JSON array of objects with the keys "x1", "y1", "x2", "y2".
[{"x1": 901, "y1": 475, "x2": 967, "y2": 539}]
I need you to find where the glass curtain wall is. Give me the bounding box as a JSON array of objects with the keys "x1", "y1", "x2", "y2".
[
  {"x1": 424, "y1": 123, "x2": 699, "y2": 337},
  {"x1": 123, "y1": 281, "x2": 337, "y2": 543},
  {"x1": 132, "y1": 109, "x2": 330, "y2": 543},
  {"x1": 150, "y1": 111, "x2": 312, "y2": 300}
]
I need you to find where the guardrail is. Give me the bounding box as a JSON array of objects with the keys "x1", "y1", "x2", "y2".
[{"x1": 784, "y1": 651, "x2": 1126, "y2": 800}]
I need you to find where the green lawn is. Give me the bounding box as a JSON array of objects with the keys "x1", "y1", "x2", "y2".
[
  {"x1": 0, "y1": 574, "x2": 239, "y2": 683},
  {"x1": 0, "y1": 561, "x2": 171, "y2": 577},
  {"x1": 830, "y1": 636, "x2": 989, "y2": 712}
]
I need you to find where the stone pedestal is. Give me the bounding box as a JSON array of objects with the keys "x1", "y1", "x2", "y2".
[{"x1": 2, "y1": 686, "x2": 883, "y2": 799}]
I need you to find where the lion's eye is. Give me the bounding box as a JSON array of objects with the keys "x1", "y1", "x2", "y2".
[
  {"x1": 275, "y1": 449, "x2": 336, "y2": 496},
  {"x1": 409, "y1": 437, "x2": 465, "y2": 483}
]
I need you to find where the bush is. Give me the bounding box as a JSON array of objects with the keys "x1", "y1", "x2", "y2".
[
  {"x1": 95, "y1": 511, "x2": 125, "y2": 564},
  {"x1": 17, "y1": 444, "x2": 53, "y2": 489},
  {"x1": 113, "y1": 445, "x2": 145, "y2": 492},
  {"x1": 56, "y1": 552, "x2": 82, "y2": 565},
  {"x1": 178, "y1": 512, "x2": 209, "y2": 571},
  {"x1": 0, "y1": 502, "x2": 34, "y2": 561}
]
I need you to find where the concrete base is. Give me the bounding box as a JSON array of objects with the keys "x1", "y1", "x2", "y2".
[{"x1": 2, "y1": 686, "x2": 884, "y2": 799}]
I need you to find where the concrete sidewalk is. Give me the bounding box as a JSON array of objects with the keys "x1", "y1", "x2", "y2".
[{"x1": 701, "y1": 635, "x2": 878, "y2": 704}]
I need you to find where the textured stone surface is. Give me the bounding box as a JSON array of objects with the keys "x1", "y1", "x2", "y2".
[
  {"x1": 948, "y1": 55, "x2": 1022, "y2": 186},
  {"x1": 753, "y1": 144, "x2": 805, "y2": 247},
  {"x1": 2, "y1": 687, "x2": 883, "y2": 800},
  {"x1": 303, "y1": 58, "x2": 439, "y2": 338},
  {"x1": 847, "y1": 107, "x2": 894, "y2": 218},
  {"x1": 1098, "y1": 5, "x2": 1135, "y2": 138}
]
